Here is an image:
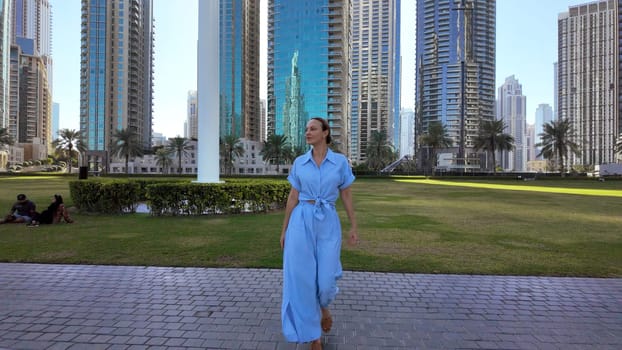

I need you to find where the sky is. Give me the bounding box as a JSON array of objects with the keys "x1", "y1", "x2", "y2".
[{"x1": 51, "y1": 0, "x2": 591, "y2": 138}]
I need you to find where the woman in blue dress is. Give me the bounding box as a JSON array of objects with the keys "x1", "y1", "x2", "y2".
[{"x1": 280, "y1": 117, "x2": 359, "y2": 350}]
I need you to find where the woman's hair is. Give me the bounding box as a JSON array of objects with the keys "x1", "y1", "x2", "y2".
[
  {"x1": 310, "y1": 117, "x2": 331, "y2": 144},
  {"x1": 54, "y1": 195, "x2": 63, "y2": 205}
]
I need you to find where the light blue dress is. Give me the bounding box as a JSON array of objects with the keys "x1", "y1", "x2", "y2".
[{"x1": 281, "y1": 148, "x2": 355, "y2": 343}]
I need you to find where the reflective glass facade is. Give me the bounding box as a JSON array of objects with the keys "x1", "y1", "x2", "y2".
[
  {"x1": 80, "y1": 0, "x2": 154, "y2": 152},
  {"x1": 268, "y1": 0, "x2": 350, "y2": 153},
  {"x1": 415, "y1": 0, "x2": 496, "y2": 165},
  {"x1": 219, "y1": 0, "x2": 260, "y2": 141}
]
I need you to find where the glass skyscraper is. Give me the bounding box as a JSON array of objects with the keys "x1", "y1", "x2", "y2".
[
  {"x1": 0, "y1": 0, "x2": 10, "y2": 129},
  {"x1": 350, "y1": 0, "x2": 400, "y2": 162},
  {"x1": 268, "y1": 0, "x2": 351, "y2": 154},
  {"x1": 497, "y1": 75, "x2": 526, "y2": 171},
  {"x1": 415, "y1": 0, "x2": 496, "y2": 169},
  {"x1": 80, "y1": 0, "x2": 154, "y2": 158},
  {"x1": 220, "y1": 0, "x2": 260, "y2": 141}
]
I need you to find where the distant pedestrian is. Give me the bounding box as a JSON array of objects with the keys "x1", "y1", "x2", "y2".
[
  {"x1": 0, "y1": 194, "x2": 36, "y2": 224},
  {"x1": 280, "y1": 117, "x2": 359, "y2": 350}
]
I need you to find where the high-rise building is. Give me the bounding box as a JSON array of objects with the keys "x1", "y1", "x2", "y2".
[
  {"x1": 534, "y1": 103, "x2": 553, "y2": 157},
  {"x1": 553, "y1": 62, "x2": 558, "y2": 120},
  {"x1": 51, "y1": 101, "x2": 58, "y2": 140},
  {"x1": 80, "y1": 0, "x2": 154, "y2": 165},
  {"x1": 11, "y1": 0, "x2": 52, "y2": 94},
  {"x1": 268, "y1": 0, "x2": 351, "y2": 154},
  {"x1": 186, "y1": 90, "x2": 198, "y2": 140},
  {"x1": 0, "y1": 0, "x2": 10, "y2": 129},
  {"x1": 558, "y1": 0, "x2": 619, "y2": 167},
  {"x1": 497, "y1": 75, "x2": 526, "y2": 171},
  {"x1": 415, "y1": 0, "x2": 496, "y2": 170},
  {"x1": 220, "y1": 0, "x2": 260, "y2": 141},
  {"x1": 525, "y1": 123, "x2": 536, "y2": 163},
  {"x1": 350, "y1": 0, "x2": 400, "y2": 162}
]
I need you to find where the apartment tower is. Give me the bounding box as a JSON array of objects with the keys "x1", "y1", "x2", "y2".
[
  {"x1": 350, "y1": 0, "x2": 400, "y2": 162},
  {"x1": 497, "y1": 75, "x2": 526, "y2": 171},
  {"x1": 0, "y1": 0, "x2": 11, "y2": 130},
  {"x1": 80, "y1": 0, "x2": 154, "y2": 167},
  {"x1": 415, "y1": 0, "x2": 496, "y2": 170},
  {"x1": 558, "y1": 0, "x2": 620, "y2": 166},
  {"x1": 220, "y1": 0, "x2": 260, "y2": 141},
  {"x1": 268, "y1": 0, "x2": 351, "y2": 154}
]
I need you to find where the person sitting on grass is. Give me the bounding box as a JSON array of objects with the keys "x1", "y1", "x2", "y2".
[
  {"x1": 28, "y1": 194, "x2": 74, "y2": 226},
  {"x1": 0, "y1": 194, "x2": 36, "y2": 225}
]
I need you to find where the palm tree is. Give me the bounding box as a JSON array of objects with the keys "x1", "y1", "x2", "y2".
[
  {"x1": 167, "y1": 136, "x2": 192, "y2": 174},
  {"x1": 536, "y1": 119, "x2": 580, "y2": 176},
  {"x1": 473, "y1": 119, "x2": 515, "y2": 174},
  {"x1": 220, "y1": 135, "x2": 245, "y2": 175},
  {"x1": 0, "y1": 127, "x2": 13, "y2": 147},
  {"x1": 419, "y1": 121, "x2": 453, "y2": 174},
  {"x1": 260, "y1": 134, "x2": 292, "y2": 174},
  {"x1": 365, "y1": 130, "x2": 396, "y2": 172},
  {"x1": 110, "y1": 128, "x2": 144, "y2": 174},
  {"x1": 153, "y1": 148, "x2": 173, "y2": 174},
  {"x1": 52, "y1": 129, "x2": 86, "y2": 174}
]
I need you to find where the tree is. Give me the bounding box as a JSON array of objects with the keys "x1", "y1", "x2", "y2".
[
  {"x1": 52, "y1": 129, "x2": 86, "y2": 174},
  {"x1": 419, "y1": 121, "x2": 453, "y2": 174},
  {"x1": 154, "y1": 148, "x2": 173, "y2": 174},
  {"x1": 167, "y1": 136, "x2": 192, "y2": 174},
  {"x1": 110, "y1": 128, "x2": 144, "y2": 174},
  {"x1": 260, "y1": 134, "x2": 292, "y2": 174},
  {"x1": 0, "y1": 127, "x2": 13, "y2": 147},
  {"x1": 473, "y1": 119, "x2": 515, "y2": 174},
  {"x1": 365, "y1": 130, "x2": 395, "y2": 172},
  {"x1": 536, "y1": 119, "x2": 580, "y2": 176},
  {"x1": 220, "y1": 135, "x2": 245, "y2": 175}
]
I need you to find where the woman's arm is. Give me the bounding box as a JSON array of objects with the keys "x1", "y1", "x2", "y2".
[
  {"x1": 280, "y1": 187, "x2": 299, "y2": 250},
  {"x1": 339, "y1": 187, "x2": 359, "y2": 246}
]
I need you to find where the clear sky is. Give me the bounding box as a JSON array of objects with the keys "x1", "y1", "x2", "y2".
[{"x1": 51, "y1": 0, "x2": 591, "y2": 138}]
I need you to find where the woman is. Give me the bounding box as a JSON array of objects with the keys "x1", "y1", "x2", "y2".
[
  {"x1": 29, "y1": 194, "x2": 74, "y2": 226},
  {"x1": 280, "y1": 117, "x2": 359, "y2": 350}
]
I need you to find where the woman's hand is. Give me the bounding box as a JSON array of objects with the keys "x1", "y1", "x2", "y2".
[{"x1": 346, "y1": 227, "x2": 359, "y2": 246}]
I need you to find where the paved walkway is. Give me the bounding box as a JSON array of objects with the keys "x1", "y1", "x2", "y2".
[{"x1": 0, "y1": 263, "x2": 620, "y2": 350}]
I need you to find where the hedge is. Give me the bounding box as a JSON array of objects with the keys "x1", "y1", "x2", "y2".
[{"x1": 69, "y1": 179, "x2": 290, "y2": 216}]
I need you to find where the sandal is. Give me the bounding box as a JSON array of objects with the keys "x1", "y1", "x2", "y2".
[
  {"x1": 321, "y1": 315, "x2": 332, "y2": 333},
  {"x1": 310, "y1": 339, "x2": 322, "y2": 350}
]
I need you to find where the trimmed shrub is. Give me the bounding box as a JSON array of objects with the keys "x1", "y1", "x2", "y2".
[{"x1": 69, "y1": 179, "x2": 290, "y2": 216}]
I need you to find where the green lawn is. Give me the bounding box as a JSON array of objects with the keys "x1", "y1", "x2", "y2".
[{"x1": 0, "y1": 175, "x2": 620, "y2": 277}]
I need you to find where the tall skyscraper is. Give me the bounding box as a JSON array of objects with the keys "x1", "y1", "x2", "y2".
[
  {"x1": 399, "y1": 108, "x2": 414, "y2": 158},
  {"x1": 350, "y1": 0, "x2": 400, "y2": 162},
  {"x1": 186, "y1": 90, "x2": 198, "y2": 140},
  {"x1": 415, "y1": 0, "x2": 496, "y2": 170},
  {"x1": 11, "y1": 0, "x2": 52, "y2": 93},
  {"x1": 80, "y1": 0, "x2": 154, "y2": 162},
  {"x1": 497, "y1": 75, "x2": 526, "y2": 171},
  {"x1": 553, "y1": 62, "x2": 558, "y2": 120},
  {"x1": 268, "y1": 0, "x2": 351, "y2": 154},
  {"x1": 220, "y1": 0, "x2": 260, "y2": 141},
  {"x1": 0, "y1": 0, "x2": 10, "y2": 129},
  {"x1": 558, "y1": 0, "x2": 619, "y2": 167},
  {"x1": 534, "y1": 103, "x2": 552, "y2": 157}
]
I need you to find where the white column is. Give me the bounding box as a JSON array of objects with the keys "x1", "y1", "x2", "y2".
[{"x1": 196, "y1": 0, "x2": 220, "y2": 183}]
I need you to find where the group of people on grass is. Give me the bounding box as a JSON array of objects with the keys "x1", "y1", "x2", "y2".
[{"x1": 0, "y1": 193, "x2": 74, "y2": 226}]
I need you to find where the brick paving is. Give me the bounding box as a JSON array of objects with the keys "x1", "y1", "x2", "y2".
[{"x1": 0, "y1": 263, "x2": 620, "y2": 350}]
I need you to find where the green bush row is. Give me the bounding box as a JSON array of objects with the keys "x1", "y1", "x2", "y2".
[{"x1": 69, "y1": 179, "x2": 291, "y2": 216}]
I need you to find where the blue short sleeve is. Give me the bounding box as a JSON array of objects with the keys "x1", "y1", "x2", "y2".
[
  {"x1": 338, "y1": 158, "x2": 355, "y2": 190},
  {"x1": 287, "y1": 160, "x2": 301, "y2": 192}
]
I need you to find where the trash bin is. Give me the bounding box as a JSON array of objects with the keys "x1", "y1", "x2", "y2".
[{"x1": 79, "y1": 166, "x2": 88, "y2": 179}]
